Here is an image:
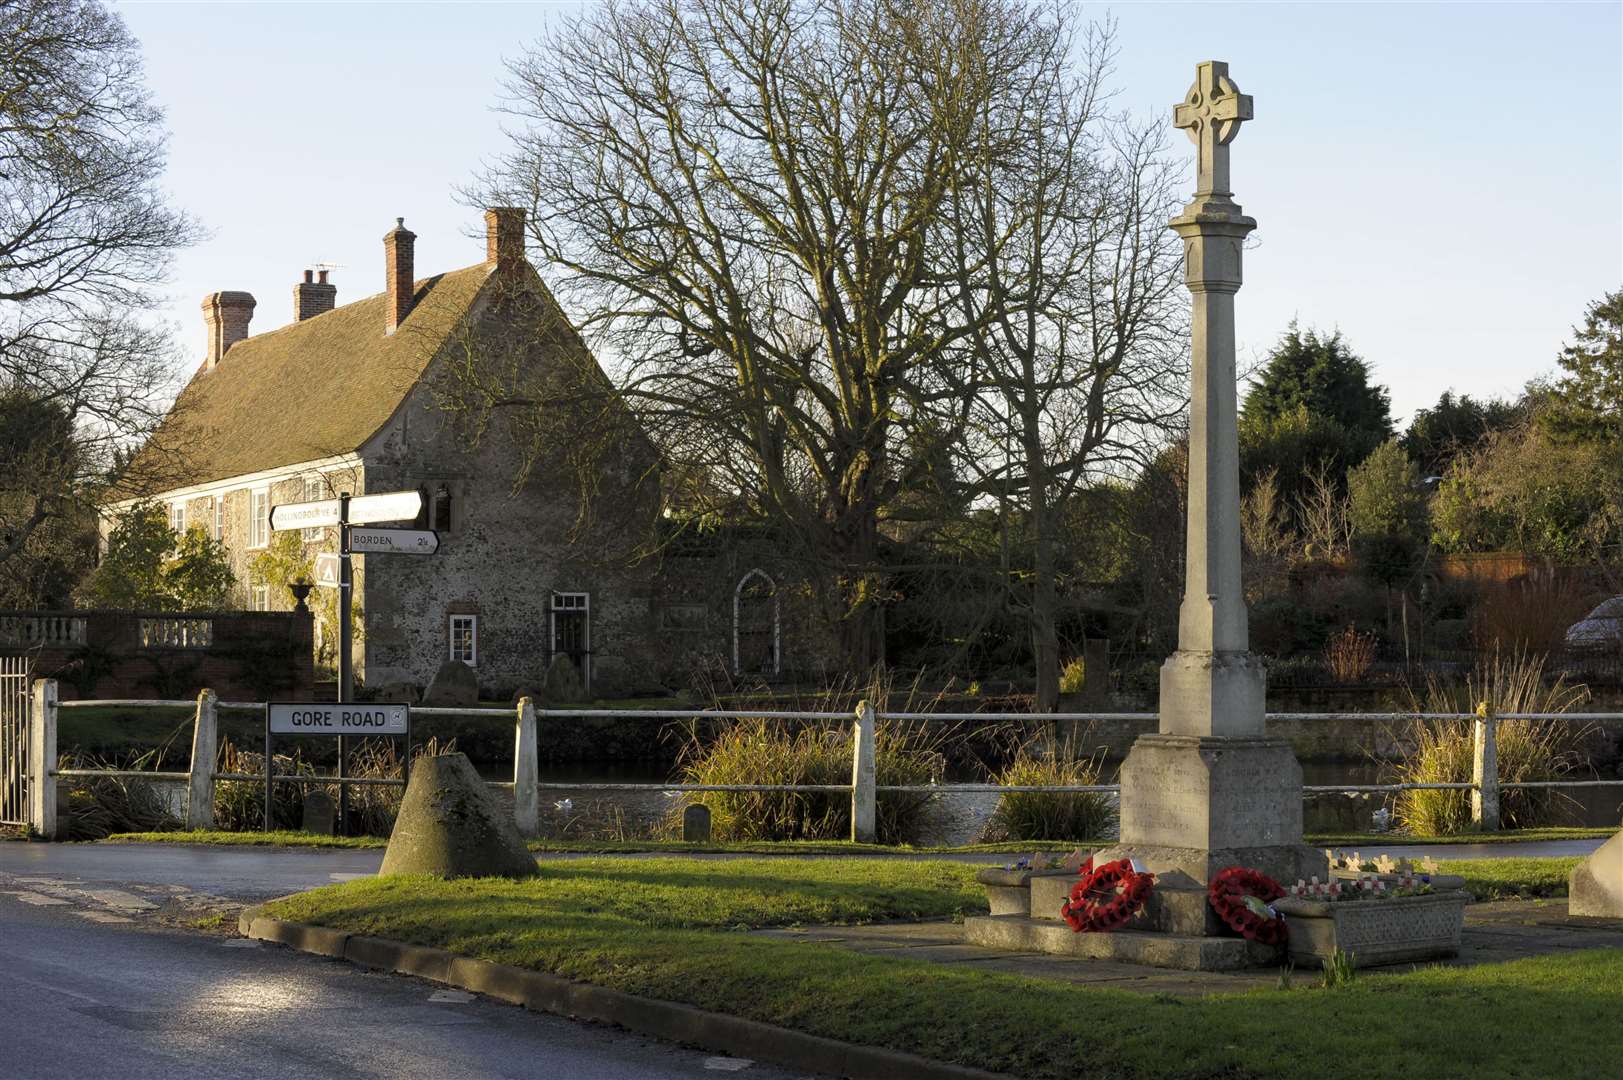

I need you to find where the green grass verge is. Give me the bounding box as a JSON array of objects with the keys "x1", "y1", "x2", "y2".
[
  {"x1": 107, "y1": 830, "x2": 386, "y2": 849},
  {"x1": 1446, "y1": 856, "x2": 1582, "y2": 900},
  {"x1": 265, "y1": 856, "x2": 1620, "y2": 1080},
  {"x1": 1311, "y1": 826, "x2": 1615, "y2": 845}
]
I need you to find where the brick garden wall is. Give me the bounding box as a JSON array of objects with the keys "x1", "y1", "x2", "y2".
[{"x1": 0, "y1": 609, "x2": 315, "y2": 701}]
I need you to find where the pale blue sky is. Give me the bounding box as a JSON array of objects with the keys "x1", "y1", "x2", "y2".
[{"x1": 119, "y1": 1, "x2": 1622, "y2": 425}]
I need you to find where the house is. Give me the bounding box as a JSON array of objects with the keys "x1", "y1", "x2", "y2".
[{"x1": 117, "y1": 209, "x2": 663, "y2": 698}]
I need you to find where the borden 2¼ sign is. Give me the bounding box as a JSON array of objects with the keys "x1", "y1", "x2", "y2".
[{"x1": 269, "y1": 703, "x2": 409, "y2": 737}]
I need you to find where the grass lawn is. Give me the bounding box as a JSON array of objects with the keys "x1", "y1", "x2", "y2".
[
  {"x1": 109, "y1": 829, "x2": 386, "y2": 849},
  {"x1": 265, "y1": 856, "x2": 1621, "y2": 1080}
]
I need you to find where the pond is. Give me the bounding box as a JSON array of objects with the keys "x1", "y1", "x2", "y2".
[{"x1": 522, "y1": 758, "x2": 1623, "y2": 846}]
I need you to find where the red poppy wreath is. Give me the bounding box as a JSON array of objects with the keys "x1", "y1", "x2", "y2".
[
  {"x1": 1061, "y1": 858, "x2": 1154, "y2": 933},
  {"x1": 1208, "y1": 866, "x2": 1288, "y2": 945}
]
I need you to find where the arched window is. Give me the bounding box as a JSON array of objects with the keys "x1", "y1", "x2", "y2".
[{"x1": 733, "y1": 569, "x2": 780, "y2": 675}]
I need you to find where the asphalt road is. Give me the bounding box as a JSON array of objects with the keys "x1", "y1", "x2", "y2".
[{"x1": 0, "y1": 851, "x2": 812, "y2": 1080}]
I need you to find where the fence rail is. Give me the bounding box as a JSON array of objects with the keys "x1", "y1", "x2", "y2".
[{"x1": 10, "y1": 683, "x2": 1623, "y2": 840}]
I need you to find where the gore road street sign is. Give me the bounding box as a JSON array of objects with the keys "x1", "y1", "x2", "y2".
[
  {"x1": 270, "y1": 499, "x2": 339, "y2": 531},
  {"x1": 269, "y1": 702, "x2": 408, "y2": 736},
  {"x1": 349, "y1": 527, "x2": 439, "y2": 555},
  {"x1": 348, "y1": 489, "x2": 424, "y2": 525},
  {"x1": 313, "y1": 552, "x2": 341, "y2": 588}
]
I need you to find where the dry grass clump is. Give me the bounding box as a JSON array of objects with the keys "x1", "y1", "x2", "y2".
[
  {"x1": 671, "y1": 671, "x2": 959, "y2": 845},
  {"x1": 1389, "y1": 649, "x2": 1589, "y2": 834},
  {"x1": 1324, "y1": 625, "x2": 1377, "y2": 683},
  {"x1": 985, "y1": 741, "x2": 1115, "y2": 842},
  {"x1": 58, "y1": 749, "x2": 179, "y2": 841}
]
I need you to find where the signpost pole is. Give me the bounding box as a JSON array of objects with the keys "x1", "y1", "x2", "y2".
[
  {"x1": 338, "y1": 492, "x2": 352, "y2": 836},
  {"x1": 263, "y1": 703, "x2": 272, "y2": 833}
]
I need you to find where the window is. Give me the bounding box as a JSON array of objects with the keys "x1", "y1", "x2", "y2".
[
  {"x1": 249, "y1": 488, "x2": 269, "y2": 548},
  {"x1": 733, "y1": 569, "x2": 780, "y2": 675},
  {"x1": 170, "y1": 502, "x2": 186, "y2": 536},
  {"x1": 251, "y1": 584, "x2": 270, "y2": 612},
  {"x1": 431, "y1": 483, "x2": 452, "y2": 533},
  {"x1": 212, "y1": 496, "x2": 224, "y2": 541},
  {"x1": 302, "y1": 476, "x2": 326, "y2": 540},
  {"x1": 550, "y1": 593, "x2": 590, "y2": 690},
  {"x1": 449, "y1": 614, "x2": 478, "y2": 666}
]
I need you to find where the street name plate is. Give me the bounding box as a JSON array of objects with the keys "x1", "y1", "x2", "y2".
[
  {"x1": 348, "y1": 489, "x2": 424, "y2": 525},
  {"x1": 313, "y1": 552, "x2": 341, "y2": 587},
  {"x1": 269, "y1": 702, "x2": 408, "y2": 736},
  {"x1": 270, "y1": 499, "x2": 340, "y2": 531},
  {"x1": 349, "y1": 527, "x2": 439, "y2": 555}
]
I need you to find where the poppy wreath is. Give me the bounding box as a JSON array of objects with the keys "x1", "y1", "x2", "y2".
[
  {"x1": 1208, "y1": 866, "x2": 1288, "y2": 945},
  {"x1": 1061, "y1": 858, "x2": 1155, "y2": 933}
]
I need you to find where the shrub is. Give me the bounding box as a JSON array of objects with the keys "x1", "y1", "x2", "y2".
[
  {"x1": 1324, "y1": 625, "x2": 1377, "y2": 683},
  {"x1": 212, "y1": 735, "x2": 454, "y2": 835},
  {"x1": 986, "y1": 746, "x2": 1115, "y2": 842},
  {"x1": 1389, "y1": 650, "x2": 1589, "y2": 834},
  {"x1": 1058, "y1": 657, "x2": 1087, "y2": 695}
]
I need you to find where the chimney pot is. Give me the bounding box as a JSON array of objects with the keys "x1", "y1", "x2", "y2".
[
  {"x1": 293, "y1": 267, "x2": 337, "y2": 323},
  {"x1": 201, "y1": 292, "x2": 256, "y2": 370},
  {"x1": 317, "y1": 269, "x2": 329, "y2": 285},
  {"x1": 384, "y1": 217, "x2": 417, "y2": 334},
  {"x1": 485, "y1": 207, "x2": 526, "y2": 269}
]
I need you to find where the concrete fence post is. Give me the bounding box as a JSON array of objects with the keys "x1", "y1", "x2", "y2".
[
  {"x1": 187, "y1": 689, "x2": 218, "y2": 830},
  {"x1": 513, "y1": 697, "x2": 539, "y2": 837},
  {"x1": 28, "y1": 679, "x2": 57, "y2": 840},
  {"x1": 851, "y1": 700, "x2": 877, "y2": 843},
  {"x1": 1471, "y1": 700, "x2": 1500, "y2": 831}
]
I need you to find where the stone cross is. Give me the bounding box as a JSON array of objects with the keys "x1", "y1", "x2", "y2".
[
  {"x1": 1173, "y1": 61, "x2": 1254, "y2": 198},
  {"x1": 1162, "y1": 61, "x2": 1261, "y2": 736}
]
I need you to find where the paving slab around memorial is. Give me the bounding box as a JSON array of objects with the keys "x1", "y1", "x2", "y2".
[{"x1": 753, "y1": 901, "x2": 1623, "y2": 994}]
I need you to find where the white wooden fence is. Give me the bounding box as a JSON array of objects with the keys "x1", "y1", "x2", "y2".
[{"x1": 16, "y1": 678, "x2": 1623, "y2": 841}]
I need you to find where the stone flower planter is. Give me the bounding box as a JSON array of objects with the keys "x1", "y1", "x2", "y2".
[{"x1": 1274, "y1": 889, "x2": 1469, "y2": 968}]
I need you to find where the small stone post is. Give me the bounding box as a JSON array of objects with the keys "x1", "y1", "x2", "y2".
[
  {"x1": 28, "y1": 678, "x2": 57, "y2": 840},
  {"x1": 186, "y1": 689, "x2": 218, "y2": 830},
  {"x1": 851, "y1": 700, "x2": 877, "y2": 843},
  {"x1": 513, "y1": 697, "x2": 540, "y2": 837},
  {"x1": 1471, "y1": 701, "x2": 1500, "y2": 831}
]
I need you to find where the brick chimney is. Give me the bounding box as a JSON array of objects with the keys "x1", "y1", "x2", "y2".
[
  {"x1": 485, "y1": 207, "x2": 526, "y2": 269},
  {"x1": 293, "y1": 268, "x2": 337, "y2": 322},
  {"x1": 201, "y1": 291, "x2": 256, "y2": 370},
  {"x1": 383, "y1": 217, "x2": 416, "y2": 335}
]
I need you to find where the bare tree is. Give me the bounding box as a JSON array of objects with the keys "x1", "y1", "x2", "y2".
[
  {"x1": 469, "y1": 0, "x2": 1078, "y2": 669},
  {"x1": 0, "y1": 0, "x2": 199, "y2": 595},
  {"x1": 939, "y1": 21, "x2": 1187, "y2": 708}
]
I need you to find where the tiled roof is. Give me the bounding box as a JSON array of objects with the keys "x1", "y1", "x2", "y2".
[{"x1": 143, "y1": 263, "x2": 492, "y2": 487}]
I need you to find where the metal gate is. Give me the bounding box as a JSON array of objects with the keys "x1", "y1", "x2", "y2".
[{"x1": 0, "y1": 656, "x2": 29, "y2": 826}]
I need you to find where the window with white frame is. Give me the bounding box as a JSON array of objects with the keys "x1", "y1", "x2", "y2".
[
  {"x1": 212, "y1": 495, "x2": 224, "y2": 541},
  {"x1": 170, "y1": 502, "x2": 186, "y2": 536},
  {"x1": 550, "y1": 592, "x2": 590, "y2": 690},
  {"x1": 302, "y1": 476, "x2": 326, "y2": 539},
  {"x1": 249, "y1": 488, "x2": 269, "y2": 548},
  {"x1": 449, "y1": 614, "x2": 478, "y2": 666},
  {"x1": 251, "y1": 583, "x2": 270, "y2": 611}
]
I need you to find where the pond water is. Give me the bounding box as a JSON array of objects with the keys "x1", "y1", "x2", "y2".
[{"x1": 521, "y1": 758, "x2": 1623, "y2": 846}]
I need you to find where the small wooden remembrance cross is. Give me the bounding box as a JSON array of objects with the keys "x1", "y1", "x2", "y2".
[{"x1": 1173, "y1": 61, "x2": 1254, "y2": 198}]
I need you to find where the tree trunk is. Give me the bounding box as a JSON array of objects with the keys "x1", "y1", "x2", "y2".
[{"x1": 1028, "y1": 440, "x2": 1060, "y2": 712}]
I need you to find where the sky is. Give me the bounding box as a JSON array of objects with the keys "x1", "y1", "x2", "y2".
[{"x1": 117, "y1": 0, "x2": 1622, "y2": 427}]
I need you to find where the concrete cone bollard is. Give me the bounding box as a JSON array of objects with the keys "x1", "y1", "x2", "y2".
[{"x1": 380, "y1": 753, "x2": 540, "y2": 878}]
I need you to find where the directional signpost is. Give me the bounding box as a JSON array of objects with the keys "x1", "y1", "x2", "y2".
[
  {"x1": 349, "y1": 527, "x2": 439, "y2": 555},
  {"x1": 270, "y1": 487, "x2": 429, "y2": 834}
]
